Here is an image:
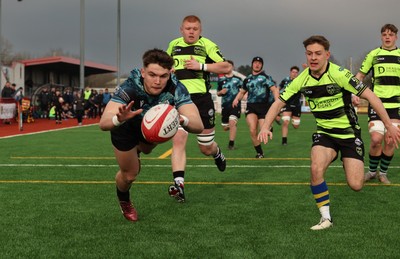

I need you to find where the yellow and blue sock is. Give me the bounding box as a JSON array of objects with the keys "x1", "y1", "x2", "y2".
[{"x1": 311, "y1": 181, "x2": 331, "y2": 220}]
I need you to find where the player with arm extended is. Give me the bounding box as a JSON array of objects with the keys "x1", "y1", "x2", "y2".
[
  {"x1": 99, "y1": 48, "x2": 203, "y2": 222},
  {"x1": 258, "y1": 35, "x2": 400, "y2": 230},
  {"x1": 232, "y1": 56, "x2": 279, "y2": 158},
  {"x1": 166, "y1": 15, "x2": 232, "y2": 202},
  {"x1": 217, "y1": 60, "x2": 243, "y2": 150},
  {"x1": 355, "y1": 24, "x2": 400, "y2": 184},
  {"x1": 279, "y1": 66, "x2": 301, "y2": 145}
]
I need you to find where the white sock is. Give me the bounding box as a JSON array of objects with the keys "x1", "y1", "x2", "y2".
[
  {"x1": 174, "y1": 177, "x2": 184, "y2": 185},
  {"x1": 320, "y1": 206, "x2": 331, "y2": 220}
]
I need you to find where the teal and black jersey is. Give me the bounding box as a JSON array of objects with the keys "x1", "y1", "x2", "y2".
[
  {"x1": 111, "y1": 69, "x2": 192, "y2": 122},
  {"x1": 279, "y1": 76, "x2": 301, "y2": 106},
  {"x1": 281, "y1": 62, "x2": 368, "y2": 139},
  {"x1": 217, "y1": 75, "x2": 243, "y2": 106},
  {"x1": 359, "y1": 47, "x2": 400, "y2": 109},
  {"x1": 243, "y1": 72, "x2": 275, "y2": 104},
  {"x1": 166, "y1": 36, "x2": 226, "y2": 94},
  {"x1": 279, "y1": 76, "x2": 292, "y2": 93}
]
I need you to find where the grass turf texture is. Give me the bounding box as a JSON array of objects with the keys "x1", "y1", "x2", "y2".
[{"x1": 1, "y1": 113, "x2": 399, "y2": 258}]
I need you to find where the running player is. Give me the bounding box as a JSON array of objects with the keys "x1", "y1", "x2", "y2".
[
  {"x1": 258, "y1": 35, "x2": 400, "y2": 230},
  {"x1": 217, "y1": 60, "x2": 243, "y2": 150},
  {"x1": 99, "y1": 49, "x2": 203, "y2": 222},
  {"x1": 356, "y1": 24, "x2": 400, "y2": 184},
  {"x1": 166, "y1": 15, "x2": 232, "y2": 202},
  {"x1": 232, "y1": 56, "x2": 279, "y2": 158},
  {"x1": 279, "y1": 66, "x2": 301, "y2": 145}
]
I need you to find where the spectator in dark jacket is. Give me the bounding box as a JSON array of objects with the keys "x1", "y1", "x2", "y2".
[{"x1": 73, "y1": 91, "x2": 85, "y2": 125}]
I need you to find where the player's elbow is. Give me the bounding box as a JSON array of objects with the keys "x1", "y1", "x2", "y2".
[
  {"x1": 99, "y1": 123, "x2": 109, "y2": 131},
  {"x1": 99, "y1": 118, "x2": 111, "y2": 131},
  {"x1": 221, "y1": 62, "x2": 233, "y2": 74}
]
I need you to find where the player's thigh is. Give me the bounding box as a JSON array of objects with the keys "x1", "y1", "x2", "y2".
[{"x1": 246, "y1": 113, "x2": 259, "y2": 130}]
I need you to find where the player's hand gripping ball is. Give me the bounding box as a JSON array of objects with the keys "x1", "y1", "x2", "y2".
[{"x1": 141, "y1": 103, "x2": 179, "y2": 143}]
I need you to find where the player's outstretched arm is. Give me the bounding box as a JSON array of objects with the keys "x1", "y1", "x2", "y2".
[
  {"x1": 258, "y1": 99, "x2": 286, "y2": 144},
  {"x1": 99, "y1": 101, "x2": 142, "y2": 131},
  {"x1": 177, "y1": 103, "x2": 204, "y2": 134}
]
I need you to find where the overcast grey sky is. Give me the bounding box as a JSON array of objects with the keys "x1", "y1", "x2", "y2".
[{"x1": 2, "y1": 0, "x2": 400, "y2": 81}]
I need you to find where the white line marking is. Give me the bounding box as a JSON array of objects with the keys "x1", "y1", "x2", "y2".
[{"x1": 2, "y1": 164, "x2": 400, "y2": 169}]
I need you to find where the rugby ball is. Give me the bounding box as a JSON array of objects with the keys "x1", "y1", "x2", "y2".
[{"x1": 141, "y1": 103, "x2": 179, "y2": 143}]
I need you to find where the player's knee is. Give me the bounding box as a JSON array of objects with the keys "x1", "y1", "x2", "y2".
[
  {"x1": 229, "y1": 115, "x2": 238, "y2": 123},
  {"x1": 221, "y1": 122, "x2": 229, "y2": 128},
  {"x1": 173, "y1": 128, "x2": 188, "y2": 145},
  {"x1": 282, "y1": 116, "x2": 290, "y2": 126},
  {"x1": 349, "y1": 180, "x2": 363, "y2": 192},
  {"x1": 249, "y1": 127, "x2": 258, "y2": 136},
  {"x1": 221, "y1": 123, "x2": 229, "y2": 131},
  {"x1": 370, "y1": 135, "x2": 383, "y2": 148},
  {"x1": 282, "y1": 116, "x2": 291, "y2": 122},
  {"x1": 199, "y1": 144, "x2": 215, "y2": 156},
  {"x1": 371, "y1": 137, "x2": 383, "y2": 149},
  {"x1": 292, "y1": 118, "x2": 300, "y2": 128},
  {"x1": 310, "y1": 165, "x2": 325, "y2": 182},
  {"x1": 119, "y1": 171, "x2": 138, "y2": 185},
  {"x1": 197, "y1": 131, "x2": 215, "y2": 155}
]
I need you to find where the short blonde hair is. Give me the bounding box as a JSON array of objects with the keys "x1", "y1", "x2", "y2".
[{"x1": 182, "y1": 15, "x2": 201, "y2": 24}]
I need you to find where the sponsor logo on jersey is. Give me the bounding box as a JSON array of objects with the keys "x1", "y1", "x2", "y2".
[{"x1": 326, "y1": 84, "x2": 341, "y2": 95}]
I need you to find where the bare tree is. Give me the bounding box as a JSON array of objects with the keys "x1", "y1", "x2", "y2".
[
  {"x1": 0, "y1": 36, "x2": 14, "y2": 66},
  {"x1": 237, "y1": 64, "x2": 252, "y2": 76},
  {"x1": 42, "y1": 47, "x2": 79, "y2": 59}
]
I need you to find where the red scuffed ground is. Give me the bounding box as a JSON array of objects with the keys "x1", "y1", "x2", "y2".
[{"x1": 0, "y1": 117, "x2": 101, "y2": 138}]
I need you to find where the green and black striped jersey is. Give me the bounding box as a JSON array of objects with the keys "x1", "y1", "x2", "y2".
[
  {"x1": 359, "y1": 47, "x2": 400, "y2": 109},
  {"x1": 280, "y1": 62, "x2": 367, "y2": 139},
  {"x1": 167, "y1": 36, "x2": 226, "y2": 94}
]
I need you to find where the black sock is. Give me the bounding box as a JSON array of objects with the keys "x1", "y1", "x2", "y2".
[
  {"x1": 380, "y1": 153, "x2": 394, "y2": 174},
  {"x1": 255, "y1": 145, "x2": 263, "y2": 154},
  {"x1": 173, "y1": 170, "x2": 185, "y2": 179},
  {"x1": 116, "y1": 187, "x2": 130, "y2": 202},
  {"x1": 368, "y1": 154, "x2": 381, "y2": 173},
  {"x1": 282, "y1": 137, "x2": 287, "y2": 144},
  {"x1": 229, "y1": 140, "x2": 234, "y2": 147}
]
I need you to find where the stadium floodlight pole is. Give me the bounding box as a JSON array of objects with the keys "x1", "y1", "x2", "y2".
[
  {"x1": 117, "y1": 0, "x2": 121, "y2": 86},
  {"x1": 79, "y1": 0, "x2": 85, "y2": 91}
]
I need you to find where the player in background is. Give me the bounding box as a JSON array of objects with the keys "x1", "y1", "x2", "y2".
[
  {"x1": 166, "y1": 15, "x2": 232, "y2": 202},
  {"x1": 217, "y1": 60, "x2": 243, "y2": 150},
  {"x1": 99, "y1": 49, "x2": 203, "y2": 222},
  {"x1": 279, "y1": 66, "x2": 301, "y2": 145},
  {"x1": 258, "y1": 35, "x2": 400, "y2": 230},
  {"x1": 355, "y1": 24, "x2": 400, "y2": 184},
  {"x1": 232, "y1": 56, "x2": 279, "y2": 158}
]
